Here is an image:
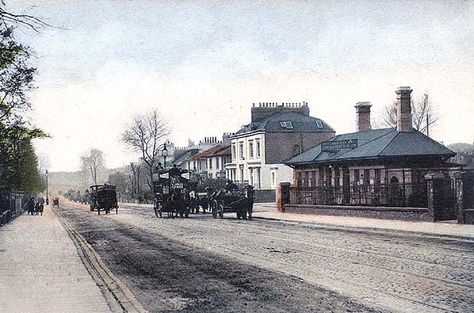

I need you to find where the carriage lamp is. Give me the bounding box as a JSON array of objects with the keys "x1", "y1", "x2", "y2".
[{"x1": 162, "y1": 143, "x2": 168, "y2": 168}]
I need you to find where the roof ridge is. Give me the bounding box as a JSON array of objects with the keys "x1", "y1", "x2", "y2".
[{"x1": 378, "y1": 130, "x2": 400, "y2": 156}]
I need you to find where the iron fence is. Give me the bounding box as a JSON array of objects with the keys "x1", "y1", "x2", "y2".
[{"x1": 290, "y1": 182, "x2": 433, "y2": 207}]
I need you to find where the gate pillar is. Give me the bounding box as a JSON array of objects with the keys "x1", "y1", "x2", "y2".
[
  {"x1": 276, "y1": 182, "x2": 291, "y2": 212},
  {"x1": 424, "y1": 172, "x2": 447, "y2": 222}
]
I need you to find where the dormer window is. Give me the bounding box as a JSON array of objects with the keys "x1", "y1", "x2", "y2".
[
  {"x1": 316, "y1": 120, "x2": 324, "y2": 129},
  {"x1": 280, "y1": 121, "x2": 293, "y2": 129}
]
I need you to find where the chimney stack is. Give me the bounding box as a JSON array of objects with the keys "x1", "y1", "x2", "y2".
[
  {"x1": 355, "y1": 102, "x2": 371, "y2": 132},
  {"x1": 396, "y1": 86, "x2": 413, "y2": 132}
]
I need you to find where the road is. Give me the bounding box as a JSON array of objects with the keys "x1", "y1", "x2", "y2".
[{"x1": 57, "y1": 202, "x2": 474, "y2": 313}]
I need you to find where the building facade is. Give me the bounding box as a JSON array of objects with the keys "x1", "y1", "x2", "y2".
[
  {"x1": 285, "y1": 87, "x2": 461, "y2": 221},
  {"x1": 225, "y1": 102, "x2": 335, "y2": 190}
]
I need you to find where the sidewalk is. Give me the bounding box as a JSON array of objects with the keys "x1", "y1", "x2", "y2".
[
  {"x1": 0, "y1": 206, "x2": 111, "y2": 313},
  {"x1": 253, "y1": 203, "x2": 474, "y2": 239}
]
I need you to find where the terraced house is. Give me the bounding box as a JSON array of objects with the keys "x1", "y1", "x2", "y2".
[{"x1": 225, "y1": 102, "x2": 335, "y2": 192}]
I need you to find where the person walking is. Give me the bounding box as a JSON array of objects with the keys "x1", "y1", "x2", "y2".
[{"x1": 26, "y1": 198, "x2": 35, "y2": 215}]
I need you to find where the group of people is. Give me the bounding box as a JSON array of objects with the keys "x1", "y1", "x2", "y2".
[{"x1": 26, "y1": 197, "x2": 46, "y2": 215}]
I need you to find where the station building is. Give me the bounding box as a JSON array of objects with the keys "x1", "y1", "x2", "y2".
[{"x1": 284, "y1": 87, "x2": 463, "y2": 221}]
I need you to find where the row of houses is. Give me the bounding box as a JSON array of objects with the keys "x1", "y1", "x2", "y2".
[{"x1": 162, "y1": 100, "x2": 336, "y2": 191}]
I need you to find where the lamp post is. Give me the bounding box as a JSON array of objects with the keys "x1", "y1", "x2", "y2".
[
  {"x1": 45, "y1": 170, "x2": 49, "y2": 205},
  {"x1": 162, "y1": 143, "x2": 168, "y2": 169}
]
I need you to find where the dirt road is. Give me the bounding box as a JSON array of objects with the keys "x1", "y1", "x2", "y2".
[{"x1": 57, "y1": 202, "x2": 474, "y2": 312}]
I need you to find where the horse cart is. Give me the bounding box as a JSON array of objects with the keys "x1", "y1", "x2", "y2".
[
  {"x1": 88, "y1": 185, "x2": 118, "y2": 215},
  {"x1": 210, "y1": 185, "x2": 254, "y2": 219},
  {"x1": 153, "y1": 167, "x2": 193, "y2": 218}
]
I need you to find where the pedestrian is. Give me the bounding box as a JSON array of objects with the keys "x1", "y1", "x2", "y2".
[
  {"x1": 34, "y1": 202, "x2": 41, "y2": 215},
  {"x1": 26, "y1": 198, "x2": 35, "y2": 215}
]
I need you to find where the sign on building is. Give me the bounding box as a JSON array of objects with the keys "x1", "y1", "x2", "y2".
[{"x1": 321, "y1": 139, "x2": 358, "y2": 152}]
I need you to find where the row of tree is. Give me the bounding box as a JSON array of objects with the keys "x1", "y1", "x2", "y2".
[{"x1": 0, "y1": 7, "x2": 47, "y2": 193}]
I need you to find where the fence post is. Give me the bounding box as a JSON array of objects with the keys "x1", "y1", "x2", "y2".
[
  {"x1": 276, "y1": 182, "x2": 291, "y2": 212},
  {"x1": 454, "y1": 172, "x2": 465, "y2": 224},
  {"x1": 424, "y1": 172, "x2": 447, "y2": 222}
]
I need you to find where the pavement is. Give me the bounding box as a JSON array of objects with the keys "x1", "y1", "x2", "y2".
[
  {"x1": 0, "y1": 205, "x2": 112, "y2": 313},
  {"x1": 252, "y1": 203, "x2": 474, "y2": 239}
]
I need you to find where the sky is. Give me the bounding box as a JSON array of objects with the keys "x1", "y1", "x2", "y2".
[{"x1": 7, "y1": 0, "x2": 474, "y2": 171}]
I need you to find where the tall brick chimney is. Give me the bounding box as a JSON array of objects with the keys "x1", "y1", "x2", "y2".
[
  {"x1": 355, "y1": 102, "x2": 371, "y2": 132},
  {"x1": 396, "y1": 86, "x2": 413, "y2": 132}
]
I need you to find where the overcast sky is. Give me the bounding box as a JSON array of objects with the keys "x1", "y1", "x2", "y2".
[{"x1": 7, "y1": 0, "x2": 474, "y2": 171}]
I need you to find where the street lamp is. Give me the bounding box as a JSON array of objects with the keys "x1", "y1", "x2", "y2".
[
  {"x1": 45, "y1": 170, "x2": 49, "y2": 205},
  {"x1": 162, "y1": 143, "x2": 168, "y2": 169}
]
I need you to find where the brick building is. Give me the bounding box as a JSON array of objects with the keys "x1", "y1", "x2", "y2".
[
  {"x1": 284, "y1": 87, "x2": 461, "y2": 221},
  {"x1": 225, "y1": 102, "x2": 335, "y2": 190}
]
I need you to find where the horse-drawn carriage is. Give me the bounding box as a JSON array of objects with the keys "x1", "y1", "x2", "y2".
[
  {"x1": 153, "y1": 166, "x2": 194, "y2": 218},
  {"x1": 210, "y1": 185, "x2": 254, "y2": 219},
  {"x1": 88, "y1": 184, "x2": 118, "y2": 215}
]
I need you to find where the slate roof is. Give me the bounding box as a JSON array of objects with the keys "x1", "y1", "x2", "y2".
[
  {"x1": 286, "y1": 128, "x2": 456, "y2": 166},
  {"x1": 189, "y1": 145, "x2": 230, "y2": 161},
  {"x1": 235, "y1": 111, "x2": 334, "y2": 135},
  {"x1": 173, "y1": 149, "x2": 199, "y2": 166}
]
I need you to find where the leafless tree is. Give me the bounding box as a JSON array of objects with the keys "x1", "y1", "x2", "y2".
[
  {"x1": 122, "y1": 109, "x2": 169, "y2": 189},
  {"x1": 0, "y1": 3, "x2": 50, "y2": 32},
  {"x1": 80, "y1": 149, "x2": 105, "y2": 186},
  {"x1": 129, "y1": 162, "x2": 142, "y2": 197},
  {"x1": 379, "y1": 93, "x2": 439, "y2": 135}
]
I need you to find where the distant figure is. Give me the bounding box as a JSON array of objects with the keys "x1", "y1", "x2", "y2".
[
  {"x1": 169, "y1": 164, "x2": 180, "y2": 177},
  {"x1": 46, "y1": 198, "x2": 49, "y2": 205},
  {"x1": 225, "y1": 180, "x2": 238, "y2": 192},
  {"x1": 26, "y1": 198, "x2": 35, "y2": 215}
]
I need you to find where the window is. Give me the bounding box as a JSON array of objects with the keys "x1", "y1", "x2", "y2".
[
  {"x1": 216, "y1": 157, "x2": 220, "y2": 169},
  {"x1": 256, "y1": 139, "x2": 261, "y2": 158},
  {"x1": 240, "y1": 168, "x2": 244, "y2": 183},
  {"x1": 249, "y1": 168, "x2": 254, "y2": 185},
  {"x1": 232, "y1": 144, "x2": 236, "y2": 161},
  {"x1": 249, "y1": 140, "x2": 254, "y2": 158},
  {"x1": 292, "y1": 144, "x2": 302, "y2": 156},
  {"x1": 271, "y1": 172, "x2": 276, "y2": 187},
  {"x1": 239, "y1": 142, "x2": 244, "y2": 159},
  {"x1": 316, "y1": 120, "x2": 324, "y2": 128},
  {"x1": 279, "y1": 121, "x2": 293, "y2": 129},
  {"x1": 208, "y1": 158, "x2": 212, "y2": 169}
]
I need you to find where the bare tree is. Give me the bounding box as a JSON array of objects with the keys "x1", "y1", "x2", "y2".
[
  {"x1": 379, "y1": 93, "x2": 439, "y2": 135},
  {"x1": 129, "y1": 162, "x2": 142, "y2": 198},
  {"x1": 80, "y1": 149, "x2": 105, "y2": 186},
  {"x1": 121, "y1": 109, "x2": 169, "y2": 190}
]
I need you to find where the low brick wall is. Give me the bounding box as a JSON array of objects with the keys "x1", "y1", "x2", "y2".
[{"x1": 284, "y1": 204, "x2": 432, "y2": 221}]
